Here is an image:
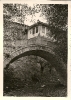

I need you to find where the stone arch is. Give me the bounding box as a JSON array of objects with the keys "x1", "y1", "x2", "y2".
[{"x1": 5, "y1": 47, "x2": 67, "y2": 85}]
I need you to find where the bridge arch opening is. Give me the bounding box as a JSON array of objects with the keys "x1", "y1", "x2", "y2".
[{"x1": 5, "y1": 50, "x2": 67, "y2": 85}]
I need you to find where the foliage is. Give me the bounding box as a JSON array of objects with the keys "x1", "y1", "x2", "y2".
[
  {"x1": 43, "y1": 4, "x2": 68, "y2": 63},
  {"x1": 3, "y1": 4, "x2": 18, "y2": 16}
]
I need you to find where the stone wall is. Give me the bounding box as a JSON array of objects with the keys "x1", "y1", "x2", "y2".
[
  {"x1": 3, "y1": 19, "x2": 28, "y2": 59},
  {"x1": 4, "y1": 19, "x2": 28, "y2": 41}
]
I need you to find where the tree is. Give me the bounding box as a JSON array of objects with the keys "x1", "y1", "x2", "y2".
[
  {"x1": 40, "y1": 4, "x2": 68, "y2": 63},
  {"x1": 49, "y1": 5, "x2": 68, "y2": 63},
  {"x1": 3, "y1": 4, "x2": 18, "y2": 16}
]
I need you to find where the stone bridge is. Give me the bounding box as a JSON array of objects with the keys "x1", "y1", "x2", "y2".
[{"x1": 4, "y1": 36, "x2": 67, "y2": 85}]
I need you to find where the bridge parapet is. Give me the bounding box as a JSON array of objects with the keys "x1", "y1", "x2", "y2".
[
  {"x1": 27, "y1": 36, "x2": 56, "y2": 47},
  {"x1": 15, "y1": 36, "x2": 55, "y2": 47},
  {"x1": 11, "y1": 36, "x2": 56, "y2": 55}
]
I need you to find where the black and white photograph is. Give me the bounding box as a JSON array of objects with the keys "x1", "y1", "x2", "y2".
[{"x1": 3, "y1": 3, "x2": 68, "y2": 97}]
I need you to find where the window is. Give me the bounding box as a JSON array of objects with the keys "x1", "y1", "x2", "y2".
[
  {"x1": 36, "y1": 26, "x2": 38, "y2": 33},
  {"x1": 46, "y1": 27, "x2": 51, "y2": 37},
  {"x1": 30, "y1": 30, "x2": 31, "y2": 34},
  {"x1": 42, "y1": 26, "x2": 45, "y2": 33},
  {"x1": 33, "y1": 27, "x2": 35, "y2": 34},
  {"x1": 30, "y1": 29, "x2": 32, "y2": 34}
]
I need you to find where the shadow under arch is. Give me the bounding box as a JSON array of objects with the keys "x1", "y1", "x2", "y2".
[{"x1": 5, "y1": 50, "x2": 67, "y2": 86}]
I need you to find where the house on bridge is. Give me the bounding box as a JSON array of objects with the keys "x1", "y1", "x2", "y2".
[{"x1": 28, "y1": 20, "x2": 54, "y2": 41}]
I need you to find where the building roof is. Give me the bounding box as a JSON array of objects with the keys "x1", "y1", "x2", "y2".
[{"x1": 28, "y1": 20, "x2": 49, "y2": 29}]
